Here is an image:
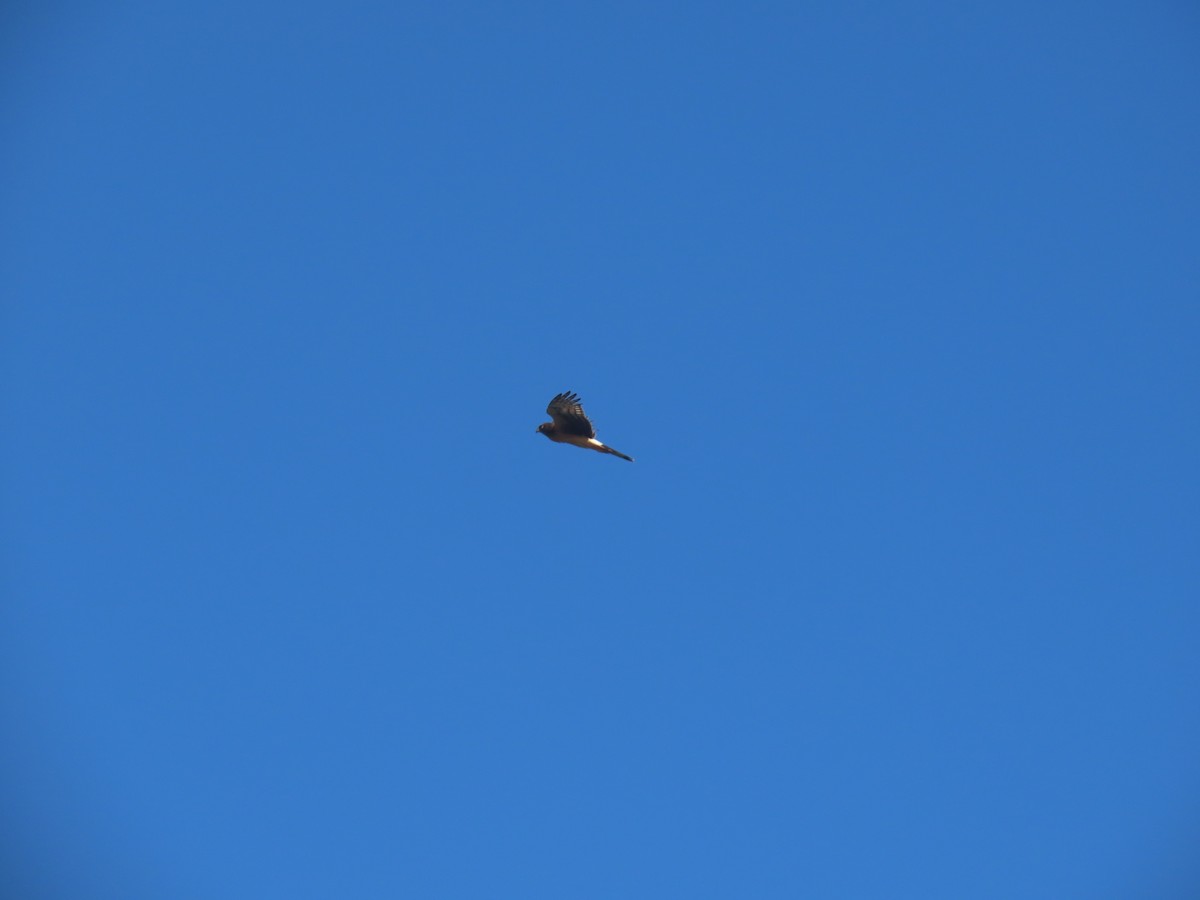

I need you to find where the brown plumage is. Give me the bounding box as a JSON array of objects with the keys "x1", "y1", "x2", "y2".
[{"x1": 536, "y1": 391, "x2": 634, "y2": 462}]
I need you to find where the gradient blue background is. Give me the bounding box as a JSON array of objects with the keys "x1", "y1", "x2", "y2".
[{"x1": 3, "y1": 2, "x2": 1199, "y2": 897}]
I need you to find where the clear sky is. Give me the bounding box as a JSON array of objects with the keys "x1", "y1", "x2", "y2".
[{"x1": 2, "y1": 2, "x2": 1198, "y2": 898}]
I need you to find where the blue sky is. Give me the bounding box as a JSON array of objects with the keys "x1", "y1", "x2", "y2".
[{"x1": 2, "y1": 2, "x2": 1198, "y2": 897}]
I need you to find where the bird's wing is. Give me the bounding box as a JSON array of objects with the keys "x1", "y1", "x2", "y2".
[{"x1": 546, "y1": 391, "x2": 595, "y2": 438}]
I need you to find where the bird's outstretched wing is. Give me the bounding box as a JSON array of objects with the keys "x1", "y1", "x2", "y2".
[{"x1": 546, "y1": 391, "x2": 595, "y2": 438}]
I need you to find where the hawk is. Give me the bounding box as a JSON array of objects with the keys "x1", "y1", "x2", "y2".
[{"x1": 536, "y1": 391, "x2": 634, "y2": 462}]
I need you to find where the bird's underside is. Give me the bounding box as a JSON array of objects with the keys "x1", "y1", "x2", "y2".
[
  {"x1": 537, "y1": 391, "x2": 633, "y2": 462},
  {"x1": 546, "y1": 430, "x2": 634, "y2": 461}
]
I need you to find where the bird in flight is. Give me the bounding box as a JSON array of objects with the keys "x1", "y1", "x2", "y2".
[{"x1": 536, "y1": 391, "x2": 634, "y2": 462}]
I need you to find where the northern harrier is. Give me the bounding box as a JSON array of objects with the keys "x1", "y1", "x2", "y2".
[{"x1": 536, "y1": 391, "x2": 634, "y2": 462}]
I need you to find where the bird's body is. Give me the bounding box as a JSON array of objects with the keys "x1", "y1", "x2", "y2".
[{"x1": 537, "y1": 391, "x2": 633, "y2": 462}]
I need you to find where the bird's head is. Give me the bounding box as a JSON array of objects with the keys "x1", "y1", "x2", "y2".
[{"x1": 536, "y1": 422, "x2": 551, "y2": 436}]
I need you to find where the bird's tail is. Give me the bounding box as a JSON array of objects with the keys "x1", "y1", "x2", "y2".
[{"x1": 602, "y1": 444, "x2": 634, "y2": 462}]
